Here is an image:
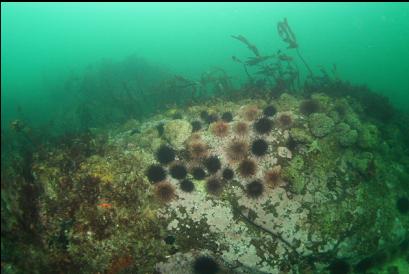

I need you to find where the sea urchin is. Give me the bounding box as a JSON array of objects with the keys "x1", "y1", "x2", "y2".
[
  {"x1": 204, "y1": 156, "x2": 221, "y2": 174},
  {"x1": 211, "y1": 121, "x2": 229, "y2": 137},
  {"x1": 263, "y1": 105, "x2": 277, "y2": 117},
  {"x1": 146, "y1": 164, "x2": 166, "y2": 183},
  {"x1": 180, "y1": 179, "x2": 195, "y2": 193},
  {"x1": 246, "y1": 180, "x2": 264, "y2": 198},
  {"x1": 192, "y1": 167, "x2": 206, "y2": 180},
  {"x1": 170, "y1": 163, "x2": 187, "y2": 179},
  {"x1": 299, "y1": 99, "x2": 320, "y2": 116},
  {"x1": 251, "y1": 138, "x2": 268, "y2": 156},
  {"x1": 234, "y1": 121, "x2": 249, "y2": 136},
  {"x1": 226, "y1": 140, "x2": 248, "y2": 162},
  {"x1": 206, "y1": 178, "x2": 223, "y2": 196},
  {"x1": 238, "y1": 159, "x2": 257, "y2": 177},
  {"x1": 155, "y1": 181, "x2": 175, "y2": 203},
  {"x1": 193, "y1": 256, "x2": 220, "y2": 274},
  {"x1": 254, "y1": 117, "x2": 273, "y2": 134},
  {"x1": 156, "y1": 145, "x2": 176, "y2": 164}
]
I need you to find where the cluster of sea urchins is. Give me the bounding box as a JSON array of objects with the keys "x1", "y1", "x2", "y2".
[{"x1": 146, "y1": 105, "x2": 284, "y2": 202}]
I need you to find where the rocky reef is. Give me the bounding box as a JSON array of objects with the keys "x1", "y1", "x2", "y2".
[
  {"x1": 2, "y1": 16, "x2": 409, "y2": 274},
  {"x1": 3, "y1": 88, "x2": 408, "y2": 274}
]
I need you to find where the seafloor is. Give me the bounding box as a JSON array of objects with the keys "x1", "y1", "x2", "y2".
[{"x1": 2, "y1": 88, "x2": 408, "y2": 273}]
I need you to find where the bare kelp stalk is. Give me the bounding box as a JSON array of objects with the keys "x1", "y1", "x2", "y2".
[{"x1": 277, "y1": 18, "x2": 314, "y2": 78}]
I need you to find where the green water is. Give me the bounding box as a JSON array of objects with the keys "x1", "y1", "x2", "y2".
[
  {"x1": 1, "y1": 3, "x2": 409, "y2": 274},
  {"x1": 2, "y1": 3, "x2": 409, "y2": 131}
]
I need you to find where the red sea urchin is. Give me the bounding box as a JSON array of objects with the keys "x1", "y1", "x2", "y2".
[
  {"x1": 238, "y1": 159, "x2": 257, "y2": 177},
  {"x1": 226, "y1": 140, "x2": 248, "y2": 162},
  {"x1": 242, "y1": 105, "x2": 260, "y2": 121},
  {"x1": 188, "y1": 141, "x2": 208, "y2": 159},
  {"x1": 211, "y1": 121, "x2": 229, "y2": 137},
  {"x1": 155, "y1": 181, "x2": 175, "y2": 203},
  {"x1": 276, "y1": 112, "x2": 293, "y2": 129},
  {"x1": 234, "y1": 121, "x2": 249, "y2": 136},
  {"x1": 264, "y1": 166, "x2": 282, "y2": 188}
]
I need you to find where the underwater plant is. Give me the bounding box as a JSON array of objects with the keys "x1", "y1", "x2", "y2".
[{"x1": 277, "y1": 18, "x2": 313, "y2": 77}]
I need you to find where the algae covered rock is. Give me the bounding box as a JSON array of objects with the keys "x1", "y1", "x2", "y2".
[
  {"x1": 290, "y1": 127, "x2": 313, "y2": 144},
  {"x1": 282, "y1": 155, "x2": 305, "y2": 194},
  {"x1": 163, "y1": 119, "x2": 192, "y2": 149},
  {"x1": 309, "y1": 113, "x2": 335, "y2": 137},
  {"x1": 358, "y1": 124, "x2": 379, "y2": 149},
  {"x1": 336, "y1": 122, "x2": 358, "y2": 147}
]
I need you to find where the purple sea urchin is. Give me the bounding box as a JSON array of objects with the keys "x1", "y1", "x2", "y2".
[
  {"x1": 222, "y1": 168, "x2": 234, "y2": 180},
  {"x1": 204, "y1": 156, "x2": 221, "y2": 174},
  {"x1": 146, "y1": 164, "x2": 166, "y2": 183},
  {"x1": 254, "y1": 117, "x2": 273, "y2": 134},
  {"x1": 206, "y1": 178, "x2": 223, "y2": 195},
  {"x1": 299, "y1": 99, "x2": 320, "y2": 116},
  {"x1": 193, "y1": 256, "x2": 220, "y2": 274},
  {"x1": 221, "y1": 112, "x2": 233, "y2": 122},
  {"x1": 246, "y1": 180, "x2": 264, "y2": 198},
  {"x1": 156, "y1": 145, "x2": 176, "y2": 164},
  {"x1": 180, "y1": 179, "x2": 195, "y2": 193},
  {"x1": 263, "y1": 105, "x2": 277, "y2": 117},
  {"x1": 251, "y1": 138, "x2": 268, "y2": 156},
  {"x1": 191, "y1": 167, "x2": 206, "y2": 180},
  {"x1": 170, "y1": 163, "x2": 187, "y2": 179}
]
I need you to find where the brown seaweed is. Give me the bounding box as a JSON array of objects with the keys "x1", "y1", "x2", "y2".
[
  {"x1": 231, "y1": 34, "x2": 260, "y2": 57},
  {"x1": 277, "y1": 18, "x2": 298, "y2": 49},
  {"x1": 277, "y1": 18, "x2": 313, "y2": 77}
]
